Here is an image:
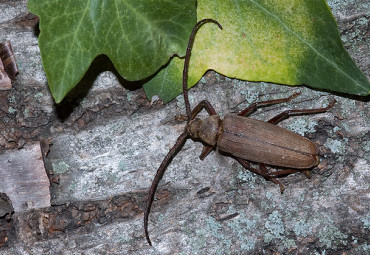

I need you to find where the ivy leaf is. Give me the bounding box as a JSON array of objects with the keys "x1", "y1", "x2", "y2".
[
  {"x1": 144, "y1": 0, "x2": 370, "y2": 103},
  {"x1": 28, "y1": 0, "x2": 197, "y2": 103}
]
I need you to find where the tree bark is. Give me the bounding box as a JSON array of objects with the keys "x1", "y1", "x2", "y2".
[{"x1": 0, "y1": 0, "x2": 369, "y2": 254}]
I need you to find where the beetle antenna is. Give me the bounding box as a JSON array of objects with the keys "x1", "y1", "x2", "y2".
[
  {"x1": 183, "y1": 19, "x2": 223, "y2": 119},
  {"x1": 145, "y1": 18, "x2": 222, "y2": 246},
  {"x1": 144, "y1": 131, "x2": 189, "y2": 246}
]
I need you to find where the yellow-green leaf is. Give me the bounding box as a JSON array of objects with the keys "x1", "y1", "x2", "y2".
[{"x1": 144, "y1": 0, "x2": 370, "y2": 103}]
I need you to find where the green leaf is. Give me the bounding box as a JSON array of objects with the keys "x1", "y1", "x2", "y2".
[
  {"x1": 28, "y1": 0, "x2": 197, "y2": 103},
  {"x1": 144, "y1": 0, "x2": 370, "y2": 103}
]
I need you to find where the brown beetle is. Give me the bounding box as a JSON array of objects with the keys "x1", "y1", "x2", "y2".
[{"x1": 144, "y1": 19, "x2": 336, "y2": 245}]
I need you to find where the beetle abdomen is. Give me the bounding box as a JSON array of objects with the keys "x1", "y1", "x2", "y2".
[{"x1": 218, "y1": 114, "x2": 319, "y2": 169}]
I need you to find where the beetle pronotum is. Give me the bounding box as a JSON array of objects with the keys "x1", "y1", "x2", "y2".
[{"x1": 144, "y1": 19, "x2": 336, "y2": 245}]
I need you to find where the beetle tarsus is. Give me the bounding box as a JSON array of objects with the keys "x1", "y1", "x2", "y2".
[
  {"x1": 279, "y1": 183, "x2": 285, "y2": 194},
  {"x1": 199, "y1": 145, "x2": 214, "y2": 160},
  {"x1": 303, "y1": 170, "x2": 311, "y2": 179}
]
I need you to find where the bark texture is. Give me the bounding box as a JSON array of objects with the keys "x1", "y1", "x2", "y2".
[{"x1": 0, "y1": 0, "x2": 369, "y2": 254}]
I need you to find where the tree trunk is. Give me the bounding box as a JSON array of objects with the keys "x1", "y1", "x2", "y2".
[{"x1": 0, "y1": 0, "x2": 369, "y2": 254}]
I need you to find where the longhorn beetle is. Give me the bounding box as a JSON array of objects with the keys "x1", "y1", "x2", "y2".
[{"x1": 144, "y1": 19, "x2": 336, "y2": 245}]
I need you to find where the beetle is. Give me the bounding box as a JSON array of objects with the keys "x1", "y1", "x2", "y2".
[{"x1": 144, "y1": 19, "x2": 336, "y2": 246}]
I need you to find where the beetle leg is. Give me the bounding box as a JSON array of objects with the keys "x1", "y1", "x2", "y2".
[
  {"x1": 189, "y1": 100, "x2": 219, "y2": 160},
  {"x1": 259, "y1": 163, "x2": 286, "y2": 193},
  {"x1": 303, "y1": 170, "x2": 311, "y2": 178},
  {"x1": 267, "y1": 169, "x2": 311, "y2": 179},
  {"x1": 266, "y1": 168, "x2": 302, "y2": 177},
  {"x1": 237, "y1": 92, "x2": 301, "y2": 117},
  {"x1": 236, "y1": 158, "x2": 285, "y2": 193},
  {"x1": 268, "y1": 99, "x2": 336, "y2": 124},
  {"x1": 190, "y1": 100, "x2": 217, "y2": 119},
  {"x1": 199, "y1": 145, "x2": 214, "y2": 160},
  {"x1": 259, "y1": 163, "x2": 268, "y2": 175}
]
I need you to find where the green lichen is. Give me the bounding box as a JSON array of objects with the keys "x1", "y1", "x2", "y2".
[
  {"x1": 52, "y1": 161, "x2": 70, "y2": 174},
  {"x1": 34, "y1": 92, "x2": 44, "y2": 99},
  {"x1": 232, "y1": 80, "x2": 270, "y2": 104},
  {"x1": 324, "y1": 138, "x2": 347, "y2": 154},
  {"x1": 198, "y1": 76, "x2": 207, "y2": 85},
  {"x1": 118, "y1": 160, "x2": 126, "y2": 171},
  {"x1": 355, "y1": 244, "x2": 370, "y2": 253},
  {"x1": 264, "y1": 211, "x2": 285, "y2": 243},
  {"x1": 314, "y1": 251, "x2": 327, "y2": 255},
  {"x1": 119, "y1": 234, "x2": 133, "y2": 244},
  {"x1": 283, "y1": 238, "x2": 297, "y2": 249},
  {"x1": 8, "y1": 107, "x2": 16, "y2": 114},
  {"x1": 186, "y1": 211, "x2": 261, "y2": 254},
  {"x1": 261, "y1": 191, "x2": 278, "y2": 210},
  {"x1": 206, "y1": 217, "x2": 231, "y2": 250},
  {"x1": 236, "y1": 168, "x2": 259, "y2": 189},
  {"x1": 126, "y1": 91, "x2": 132, "y2": 102},
  {"x1": 227, "y1": 212, "x2": 257, "y2": 251},
  {"x1": 294, "y1": 218, "x2": 312, "y2": 237},
  {"x1": 265, "y1": 191, "x2": 274, "y2": 200},
  {"x1": 287, "y1": 117, "x2": 318, "y2": 136},
  {"x1": 339, "y1": 99, "x2": 357, "y2": 119},
  {"x1": 318, "y1": 225, "x2": 348, "y2": 249},
  {"x1": 361, "y1": 213, "x2": 370, "y2": 229},
  {"x1": 105, "y1": 170, "x2": 119, "y2": 183},
  {"x1": 363, "y1": 141, "x2": 370, "y2": 162},
  {"x1": 157, "y1": 214, "x2": 165, "y2": 224},
  {"x1": 8, "y1": 95, "x2": 16, "y2": 103},
  {"x1": 189, "y1": 227, "x2": 207, "y2": 253},
  {"x1": 68, "y1": 180, "x2": 78, "y2": 192},
  {"x1": 176, "y1": 93, "x2": 195, "y2": 110},
  {"x1": 24, "y1": 108, "x2": 31, "y2": 118}
]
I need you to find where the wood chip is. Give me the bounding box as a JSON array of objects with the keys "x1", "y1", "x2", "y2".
[
  {"x1": 0, "y1": 41, "x2": 18, "y2": 90},
  {"x1": 0, "y1": 143, "x2": 51, "y2": 212}
]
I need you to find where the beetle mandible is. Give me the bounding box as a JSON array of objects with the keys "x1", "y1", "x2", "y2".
[{"x1": 144, "y1": 19, "x2": 336, "y2": 246}]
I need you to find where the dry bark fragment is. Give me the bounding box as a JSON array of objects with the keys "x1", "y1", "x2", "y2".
[
  {"x1": 0, "y1": 41, "x2": 18, "y2": 90},
  {"x1": 0, "y1": 143, "x2": 51, "y2": 212}
]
